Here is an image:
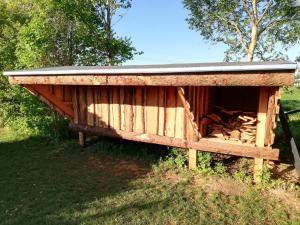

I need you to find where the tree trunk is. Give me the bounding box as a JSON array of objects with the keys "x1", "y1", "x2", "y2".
[
  {"x1": 247, "y1": 0, "x2": 258, "y2": 62},
  {"x1": 246, "y1": 23, "x2": 257, "y2": 62}
]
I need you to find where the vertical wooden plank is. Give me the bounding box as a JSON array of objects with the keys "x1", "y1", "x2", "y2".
[
  {"x1": 175, "y1": 90, "x2": 185, "y2": 139},
  {"x1": 87, "y1": 86, "x2": 95, "y2": 126},
  {"x1": 94, "y1": 86, "x2": 102, "y2": 127},
  {"x1": 79, "y1": 132, "x2": 86, "y2": 147},
  {"x1": 158, "y1": 87, "x2": 165, "y2": 136},
  {"x1": 64, "y1": 85, "x2": 72, "y2": 102},
  {"x1": 112, "y1": 86, "x2": 121, "y2": 130},
  {"x1": 134, "y1": 86, "x2": 144, "y2": 133},
  {"x1": 54, "y1": 85, "x2": 64, "y2": 100},
  {"x1": 145, "y1": 87, "x2": 159, "y2": 134},
  {"x1": 78, "y1": 86, "x2": 87, "y2": 125},
  {"x1": 165, "y1": 87, "x2": 176, "y2": 137},
  {"x1": 254, "y1": 86, "x2": 269, "y2": 182},
  {"x1": 189, "y1": 149, "x2": 197, "y2": 170},
  {"x1": 100, "y1": 86, "x2": 109, "y2": 128},
  {"x1": 199, "y1": 87, "x2": 205, "y2": 136},
  {"x1": 124, "y1": 87, "x2": 134, "y2": 131},
  {"x1": 72, "y1": 86, "x2": 79, "y2": 124},
  {"x1": 120, "y1": 87, "x2": 126, "y2": 130},
  {"x1": 264, "y1": 87, "x2": 276, "y2": 146}
]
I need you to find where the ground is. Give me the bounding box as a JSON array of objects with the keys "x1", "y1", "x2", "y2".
[{"x1": 0, "y1": 128, "x2": 300, "y2": 225}]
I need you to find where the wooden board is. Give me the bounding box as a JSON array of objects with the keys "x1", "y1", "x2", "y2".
[
  {"x1": 70, "y1": 123, "x2": 280, "y2": 161},
  {"x1": 9, "y1": 71, "x2": 295, "y2": 86},
  {"x1": 145, "y1": 87, "x2": 158, "y2": 135}
]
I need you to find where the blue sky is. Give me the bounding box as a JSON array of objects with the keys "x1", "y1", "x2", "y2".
[{"x1": 114, "y1": 0, "x2": 299, "y2": 65}]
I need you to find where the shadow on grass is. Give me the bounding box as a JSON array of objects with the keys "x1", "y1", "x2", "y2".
[{"x1": 0, "y1": 132, "x2": 168, "y2": 225}]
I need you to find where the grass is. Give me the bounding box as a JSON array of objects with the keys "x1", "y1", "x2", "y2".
[
  {"x1": 0, "y1": 128, "x2": 300, "y2": 225},
  {"x1": 281, "y1": 87, "x2": 300, "y2": 143}
]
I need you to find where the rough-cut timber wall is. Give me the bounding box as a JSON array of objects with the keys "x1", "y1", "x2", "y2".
[{"x1": 71, "y1": 85, "x2": 210, "y2": 142}]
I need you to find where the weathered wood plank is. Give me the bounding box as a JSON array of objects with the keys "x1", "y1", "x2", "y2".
[
  {"x1": 158, "y1": 87, "x2": 165, "y2": 136},
  {"x1": 145, "y1": 87, "x2": 158, "y2": 135},
  {"x1": 64, "y1": 85, "x2": 72, "y2": 102},
  {"x1": 124, "y1": 87, "x2": 134, "y2": 131},
  {"x1": 70, "y1": 123, "x2": 280, "y2": 160},
  {"x1": 9, "y1": 71, "x2": 295, "y2": 86},
  {"x1": 94, "y1": 86, "x2": 102, "y2": 126},
  {"x1": 165, "y1": 87, "x2": 176, "y2": 137},
  {"x1": 78, "y1": 86, "x2": 87, "y2": 124},
  {"x1": 87, "y1": 86, "x2": 94, "y2": 126},
  {"x1": 134, "y1": 86, "x2": 144, "y2": 133},
  {"x1": 100, "y1": 86, "x2": 109, "y2": 128},
  {"x1": 175, "y1": 90, "x2": 185, "y2": 139},
  {"x1": 254, "y1": 86, "x2": 269, "y2": 182},
  {"x1": 189, "y1": 149, "x2": 197, "y2": 170},
  {"x1": 72, "y1": 86, "x2": 79, "y2": 123},
  {"x1": 120, "y1": 87, "x2": 126, "y2": 130},
  {"x1": 112, "y1": 86, "x2": 121, "y2": 130},
  {"x1": 54, "y1": 85, "x2": 64, "y2": 100}
]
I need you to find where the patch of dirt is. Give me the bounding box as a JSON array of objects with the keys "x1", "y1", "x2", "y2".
[
  {"x1": 264, "y1": 189, "x2": 300, "y2": 212},
  {"x1": 83, "y1": 154, "x2": 151, "y2": 179},
  {"x1": 162, "y1": 171, "x2": 184, "y2": 185},
  {"x1": 192, "y1": 175, "x2": 247, "y2": 196},
  {"x1": 269, "y1": 162, "x2": 300, "y2": 183}
]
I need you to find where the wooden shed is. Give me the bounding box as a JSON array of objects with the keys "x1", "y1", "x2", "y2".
[{"x1": 4, "y1": 61, "x2": 297, "y2": 180}]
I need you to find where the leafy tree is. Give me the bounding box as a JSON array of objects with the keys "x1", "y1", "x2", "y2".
[
  {"x1": 0, "y1": 0, "x2": 140, "y2": 136},
  {"x1": 16, "y1": 0, "x2": 140, "y2": 67},
  {"x1": 183, "y1": 0, "x2": 300, "y2": 61}
]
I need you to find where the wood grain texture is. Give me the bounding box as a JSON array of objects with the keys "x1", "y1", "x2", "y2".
[
  {"x1": 165, "y1": 87, "x2": 176, "y2": 137},
  {"x1": 9, "y1": 71, "x2": 295, "y2": 86},
  {"x1": 87, "y1": 86, "x2": 95, "y2": 126},
  {"x1": 70, "y1": 123, "x2": 280, "y2": 160},
  {"x1": 120, "y1": 87, "x2": 126, "y2": 130},
  {"x1": 72, "y1": 86, "x2": 79, "y2": 123},
  {"x1": 145, "y1": 87, "x2": 158, "y2": 135},
  {"x1": 175, "y1": 90, "x2": 185, "y2": 139},
  {"x1": 158, "y1": 87, "x2": 165, "y2": 136},
  {"x1": 54, "y1": 85, "x2": 63, "y2": 100},
  {"x1": 124, "y1": 87, "x2": 134, "y2": 131},
  {"x1": 78, "y1": 86, "x2": 87, "y2": 124},
  {"x1": 256, "y1": 87, "x2": 269, "y2": 147},
  {"x1": 100, "y1": 86, "x2": 109, "y2": 128}
]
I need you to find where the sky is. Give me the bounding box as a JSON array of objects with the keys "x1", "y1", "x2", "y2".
[{"x1": 114, "y1": 0, "x2": 299, "y2": 65}]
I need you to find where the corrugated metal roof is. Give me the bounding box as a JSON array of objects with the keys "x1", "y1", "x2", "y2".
[{"x1": 3, "y1": 61, "x2": 297, "y2": 76}]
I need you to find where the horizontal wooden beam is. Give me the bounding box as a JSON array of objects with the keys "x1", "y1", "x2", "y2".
[
  {"x1": 69, "y1": 123, "x2": 279, "y2": 160},
  {"x1": 9, "y1": 71, "x2": 294, "y2": 86}
]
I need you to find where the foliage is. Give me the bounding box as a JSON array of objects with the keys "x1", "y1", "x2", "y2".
[
  {"x1": 183, "y1": 0, "x2": 300, "y2": 61},
  {"x1": 0, "y1": 75, "x2": 69, "y2": 139},
  {"x1": 0, "y1": 0, "x2": 140, "y2": 136}
]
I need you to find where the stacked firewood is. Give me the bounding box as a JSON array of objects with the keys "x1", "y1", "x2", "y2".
[{"x1": 203, "y1": 105, "x2": 257, "y2": 145}]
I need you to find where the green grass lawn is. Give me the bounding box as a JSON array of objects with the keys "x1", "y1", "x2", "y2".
[
  {"x1": 0, "y1": 128, "x2": 299, "y2": 225},
  {"x1": 281, "y1": 87, "x2": 300, "y2": 144}
]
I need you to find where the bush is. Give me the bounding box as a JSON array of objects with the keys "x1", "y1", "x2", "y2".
[{"x1": 0, "y1": 74, "x2": 69, "y2": 140}]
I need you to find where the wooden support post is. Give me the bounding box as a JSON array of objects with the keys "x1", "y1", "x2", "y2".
[
  {"x1": 254, "y1": 87, "x2": 269, "y2": 182},
  {"x1": 79, "y1": 132, "x2": 86, "y2": 147},
  {"x1": 189, "y1": 149, "x2": 197, "y2": 170}
]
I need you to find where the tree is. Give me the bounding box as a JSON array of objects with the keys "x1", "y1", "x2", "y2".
[
  {"x1": 183, "y1": 0, "x2": 300, "y2": 61},
  {"x1": 93, "y1": 0, "x2": 141, "y2": 65},
  {"x1": 0, "y1": 0, "x2": 140, "y2": 136},
  {"x1": 15, "y1": 0, "x2": 140, "y2": 68}
]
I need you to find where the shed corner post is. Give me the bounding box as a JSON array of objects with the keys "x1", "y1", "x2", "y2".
[
  {"x1": 188, "y1": 149, "x2": 197, "y2": 170},
  {"x1": 254, "y1": 86, "x2": 269, "y2": 183},
  {"x1": 78, "y1": 131, "x2": 86, "y2": 147}
]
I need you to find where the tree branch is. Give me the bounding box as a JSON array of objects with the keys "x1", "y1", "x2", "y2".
[
  {"x1": 257, "y1": 0, "x2": 273, "y2": 24},
  {"x1": 258, "y1": 16, "x2": 292, "y2": 36},
  {"x1": 214, "y1": 14, "x2": 249, "y2": 53},
  {"x1": 242, "y1": 0, "x2": 254, "y2": 21}
]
